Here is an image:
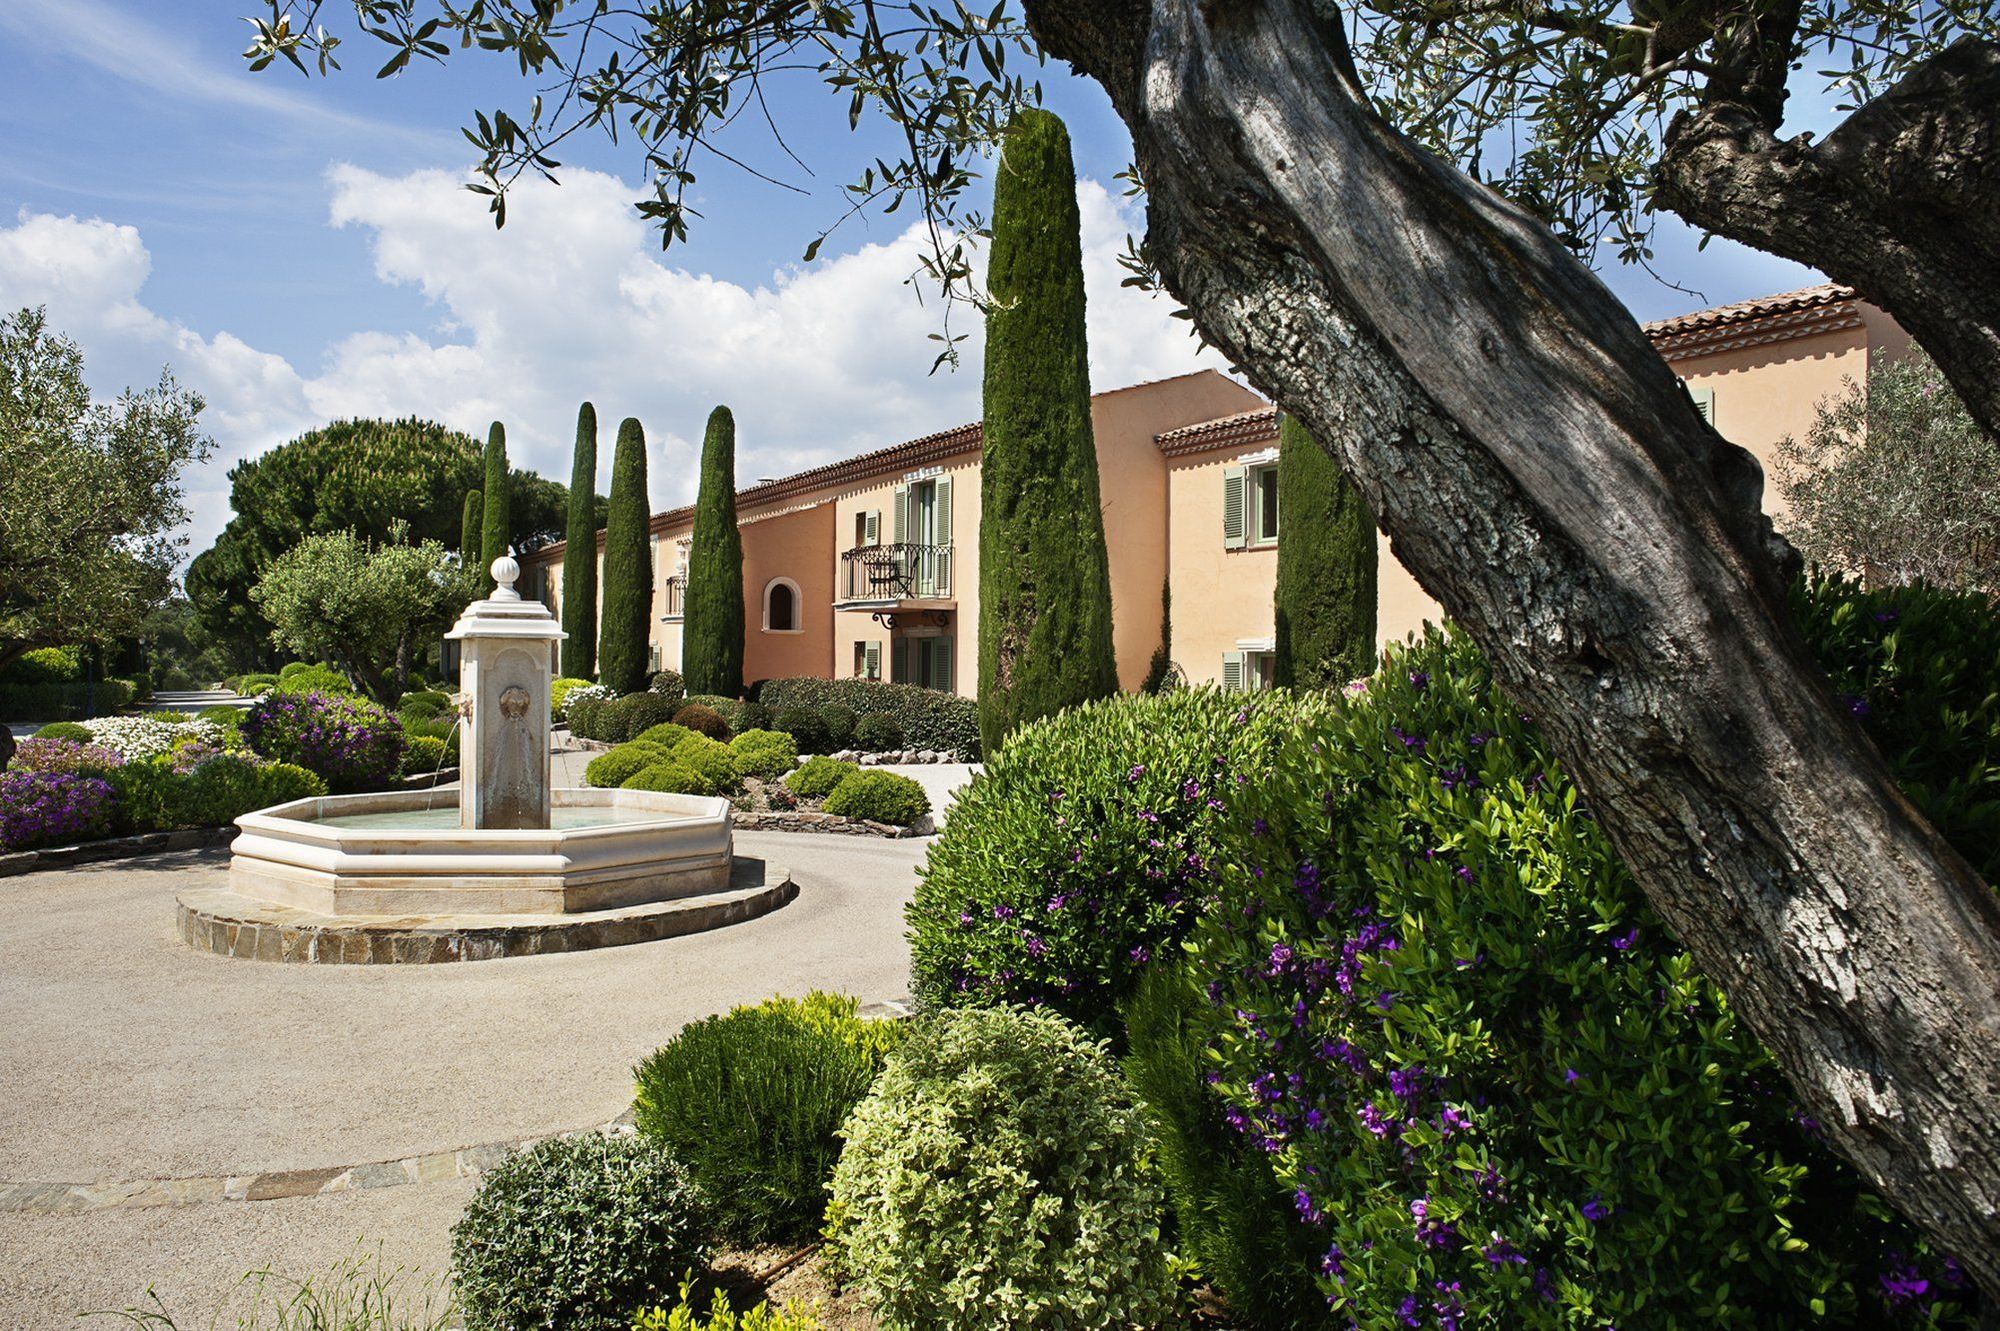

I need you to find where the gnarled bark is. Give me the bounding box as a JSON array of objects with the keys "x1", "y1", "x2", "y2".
[
  {"x1": 1657, "y1": 36, "x2": 2000, "y2": 443},
  {"x1": 1027, "y1": 0, "x2": 2000, "y2": 1293}
]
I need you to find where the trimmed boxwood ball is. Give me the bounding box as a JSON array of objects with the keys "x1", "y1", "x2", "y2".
[
  {"x1": 673, "y1": 702, "x2": 732, "y2": 741},
  {"x1": 603, "y1": 693, "x2": 681, "y2": 744},
  {"x1": 637, "y1": 723, "x2": 695, "y2": 750},
  {"x1": 852, "y1": 712, "x2": 903, "y2": 753},
  {"x1": 450, "y1": 1131, "x2": 707, "y2": 1331},
  {"x1": 783, "y1": 756, "x2": 855, "y2": 800},
  {"x1": 649, "y1": 668, "x2": 686, "y2": 700},
  {"x1": 737, "y1": 700, "x2": 773, "y2": 733},
  {"x1": 818, "y1": 703, "x2": 856, "y2": 750},
  {"x1": 585, "y1": 746, "x2": 654, "y2": 789},
  {"x1": 822, "y1": 770, "x2": 929, "y2": 826},
  {"x1": 634, "y1": 992, "x2": 900, "y2": 1243},
  {"x1": 622, "y1": 762, "x2": 707, "y2": 795},
  {"x1": 402, "y1": 734, "x2": 450, "y2": 775},
  {"x1": 826, "y1": 1005, "x2": 1175, "y2": 1331},
  {"x1": 668, "y1": 735, "x2": 741, "y2": 794},
  {"x1": 33, "y1": 721, "x2": 92, "y2": 742},
  {"x1": 770, "y1": 705, "x2": 827, "y2": 754},
  {"x1": 729, "y1": 729, "x2": 798, "y2": 781}
]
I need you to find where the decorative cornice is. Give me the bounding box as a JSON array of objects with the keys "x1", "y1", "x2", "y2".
[
  {"x1": 1643, "y1": 283, "x2": 1864, "y2": 363},
  {"x1": 1155, "y1": 408, "x2": 1280, "y2": 457}
]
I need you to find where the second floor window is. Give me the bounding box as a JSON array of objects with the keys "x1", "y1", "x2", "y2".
[{"x1": 1224, "y1": 460, "x2": 1279, "y2": 548}]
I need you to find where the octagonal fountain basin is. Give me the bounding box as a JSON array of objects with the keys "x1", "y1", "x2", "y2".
[{"x1": 181, "y1": 787, "x2": 795, "y2": 965}]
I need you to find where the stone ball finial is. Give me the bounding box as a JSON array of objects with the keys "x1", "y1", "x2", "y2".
[{"x1": 491, "y1": 550, "x2": 522, "y2": 601}]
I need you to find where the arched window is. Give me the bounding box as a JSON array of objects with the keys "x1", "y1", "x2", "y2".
[{"x1": 763, "y1": 577, "x2": 802, "y2": 633}]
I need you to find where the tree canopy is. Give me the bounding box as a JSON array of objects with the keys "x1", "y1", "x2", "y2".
[{"x1": 0, "y1": 306, "x2": 210, "y2": 672}]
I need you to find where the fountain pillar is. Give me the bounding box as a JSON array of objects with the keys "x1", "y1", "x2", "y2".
[{"x1": 445, "y1": 553, "x2": 567, "y2": 831}]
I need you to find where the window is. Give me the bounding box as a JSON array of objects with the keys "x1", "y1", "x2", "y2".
[
  {"x1": 763, "y1": 578, "x2": 802, "y2": 633},
  {"x1": 1681, "y1": 381, "x2": 1717, "y2": 425},
  {"x1": 854, "y1": 509, "x2": 881, "y2": 548},
  {"x1": 1224, "y1": 460, "x2": 1279, "y2": 549},
  {"x1": 854, "y1": 640, "x2": 882, "y2": 680},
  {"x1": 891, "y1": 635, "x2": 955, "y2": 693},
  {"x1": 1222, "y1": 649, "x2": 1277, "y2": 692}
]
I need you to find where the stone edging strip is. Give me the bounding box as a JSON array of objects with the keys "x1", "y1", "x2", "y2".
[
  {"x1": 0, "y1": 826, "x2": 236, "y2": 880},
  {"x1": 1, "y1": 1000, "x2": 916, "y2": 1217}
]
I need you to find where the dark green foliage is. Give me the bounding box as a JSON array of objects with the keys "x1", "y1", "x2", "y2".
[
  {"x1": 0, "y1": 678, "x2": 136, "y2": 721},
  {"x1": 1186, "y1": 631, "x2": 1970, "y2": 1327},
  {"x1": 603, "y1": 692, "x2": 679, "y2": 744},
  {"x1": 757, "y1": 677, "x2": 978, "y2": 759},
  {"x1": 1273, "y1": 415, "x2": 1377, "y2": 688},
  {"x1": 460, "y1": 488, "x2": 482, "y2": 563},
  {"x1": 821, "y1": 770, "x2": 930, "y2": 825},
  {"x1": 819, "y1": 704, "x2": 856, "y2": 750},
  {"x1": 977, "y1": 108, "x2": 1118, "y2": 755},
  {"x1": 562, "y1": 403, "x2": 599, "y2": 679},
  {"x1": 853, "y1": 712, "x2": 903, "y2": 752},
  {"x1": 684, "y1": 406, "x2": 745, "y2": 698},
  {"x1": 104, "y1": 755, "x2": 326, "y2": 834},
  {"x1": 479, "y1": 421, "x2": 511, "y2": 580},
  {"x1": 770, "y1": 705, "x2": 827, "y2": 754},
  {"x1": 597, "y1": 417, "x2": 654, "y2": 694},
  {"x1": 785, "y1": 756, "x2": 857, "y2": 800},
  {"x1": 564, "y1": 693, "x2": 611, "y2": 740},
  {"x1": 450, "y1": 1132, "x2": 708, "y2": 1331},
  {"x1": 396, "y1": 688, "x2": 451, "y2": 717},
  {"x1": 1122, "y1": 966, "x2": 1327, "y2": 1329},
  {"x1": 236, "y1": 672, "x2": 279, "y2": 696},
  {"x1": 649, "y1": 668, "x2": 685, "y2": 700},
  {"x1": 1791, "y1": 573, "x2": 2000, "y2": 881},
  {"x1": 634, "y1": 993, "x2": 901, "y2": 1244},
  {"x1": 673, "y1": 702, "x2": 731, "y2": 740},
  {"x1": 910, "y1": 688, "x2": 1316, "y2": 1036},
  {"x1": 1140, "y1": 580, "x2": 1173, "y2": 694},
  {"x1": 738, "y1": 701, "x2": 772, "y2": 732}
]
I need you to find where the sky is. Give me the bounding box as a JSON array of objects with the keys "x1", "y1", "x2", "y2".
[{"x1": 0, "y1": 1, "x2": 1827, "y2": 565}]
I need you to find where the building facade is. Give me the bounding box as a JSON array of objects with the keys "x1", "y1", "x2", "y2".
[{"x1": 523, "y1": 284, "x2": 1907, "y2": 695}]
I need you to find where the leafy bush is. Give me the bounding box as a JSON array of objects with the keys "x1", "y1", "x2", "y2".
[
  {"x1": 729, "y1": 729, "x2": 798, "y2": 781},
  {"x1": 197, "y1": 705, "x2": 246, "y2": 730},
  {"x1": 852, "y1": 712, "x2": 903, "y2": 753},
  {"x1": 757, "y1": 677, "x2": 979, "y2": 759},
  {"x1": 278, "y1": 662, "x2": 313, "y2": 679},
  {"x1": 602, "y1": 693, "x2": 683, "y2": 744},
  {"x1": 634, "y1": 992, "x2": 901, "y2": 1243},
  {"x1": 822, "y1": 770, "x2": 929, "y2": 826},
  {"x1": 271, "y1": 663, "x2": 354, "y2": 697},
  {"x1": 826, "y1": 1005, "x2": 1174, "y2": 1330},
  {"x1": 649, "y1": 669, "x2": 686, "y2": 700},
  {"x1": 908, "y1": 688, "x2": 1313, "y2": 1034},
  {"x1": 0, "y1": 677, "x2": 137, "y2": 721},
  {"x1": 586, "y1": 746, "x2": 656, "y2": 789},
  {"x1": 403, "y1": 734, "x2": 450, "y2": 775},
  {"x1": 673, "y1": 703, "x2": 732, "y2": 741},
  {"x1": 670, "y1": 734, "x2": 742, "y2": 794},
  {"x1": 784, "y1": 756, "x2": 856, "y2": 800},
  {"x1": 1182, "y1": 630, "x2": 1972, "y2": 1328},
  {"x1": 236, "y1": 672, "x2": 280, "y2": 696},
  {"x1": 1792, "y1": 573, "x2": 2000, "y2": 881},
  {"x1": 182, "y1": 754, "x2": 325, "y2": 824},
  {"x1": 397, "y1": 688, "x2": 452, "y2": 714},
  {"x1": 550, "y1": 676, "x2": 594, "y2": 720},
  {"x1": 764, "y1": 705, "x2": 824, "y2": 754},
  {"x1": 32, "y1": 721, "x2": 92, "y2": 742},
  {"x1": 563, "y1": 684, "x2": 621, "y2": 736},
  {"x1": 0, "y1": 770, "x2": 115, "y2": 850},
  {"x1": 11, "y1": 737, "x2": 124, "y2": 777},
  {"x1": 242, "y1": 691, "x2": 406, "y2": 793},
  {"x1": 818, "y1": 703, "x2": 857, "y2": 750},
  {"x1": 622, "y1": 762, "x2": 708, "y2": 795},
  {"x1": 637, "y1": 723, "x2": 696, "y2": 750},
  {"x1": 398, "y1": 714, "x2": 461, "y2": 761},
  {"x1": 450, "y1": 1132, "x2": 707, "y2": 1331},
  {"x1": 632, "y1": 1282, "x2": 825, "y2": 1331},
  {"x1": 2, "y1": 646, "x2": 80, "y2": 684},
  {"x1": 737, "y1": 701, "x2": 773, "y2": 732},
  {"x1": 1121, "y1": 965, "x2": 1326, "y2": 1329}
]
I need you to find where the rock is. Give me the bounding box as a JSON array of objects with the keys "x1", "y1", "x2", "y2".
[
  {"x1": 918, "y1": 750, "x2": 937, "y2": 763},
  {"x1": 900, "y1": 749, "x2": 918, "y2": 764}
]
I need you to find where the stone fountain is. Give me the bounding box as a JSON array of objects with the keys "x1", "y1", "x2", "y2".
[{"x1": 177, "y1": 557, "x2": 794, "y2": 964}]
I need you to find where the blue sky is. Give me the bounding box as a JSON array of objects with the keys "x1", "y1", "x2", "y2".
[{"x1": 0, "y1": 1, "x2": 1824, "y2": 557}]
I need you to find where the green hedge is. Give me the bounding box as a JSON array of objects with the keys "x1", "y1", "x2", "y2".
[
  {"x1": 0, "y1": 678, "x2": 137, "y2": 722},
  {"x1": 755, "y1": 677, "x2": 979, "y2": 759},
  {"x1": 823, "y1": 770, "x2": 930, "y2": 826}
]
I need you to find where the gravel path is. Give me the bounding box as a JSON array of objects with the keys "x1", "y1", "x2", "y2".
[{"x1": 0, "y1": 829, "x2": 925, "y2": 1328}]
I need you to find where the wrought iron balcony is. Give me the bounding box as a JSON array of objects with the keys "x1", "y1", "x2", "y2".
[
  {"x1": 661, "y1": 574, "x2": 685, "y2": 620},
  {"x1": 840, "y1": 542, "x2": 953, "y2": 603}
]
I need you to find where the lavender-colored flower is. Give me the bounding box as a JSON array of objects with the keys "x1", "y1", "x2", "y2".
[
  {"x1": 1580, "y1": 1195, "x2": 1611, "y2": 1223},
  {"x1": 1878, "y1": 1254, "x2": 1931, "y2": 1308}
]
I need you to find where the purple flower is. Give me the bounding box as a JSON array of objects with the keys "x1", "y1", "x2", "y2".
[
  {"x1": 1878, "y1": 1254, "x2": 1931, "y2": 1308},
  {"x1": 1128, "y1": 945, "x2": 1151, "y2": 965},
  {"x1": 1580, "y1": 1195, "x2": 1611, "y2": 1223},
  {"x1": 1564, "y1": 1067, "x2": 1582, "y2": 1085},
  {"x1": 992, "y1": 903, "x2": 1016, "y2": 920},
  {"x1": 1409, "y1": 670, "x2": 1430, "y2": 692}
]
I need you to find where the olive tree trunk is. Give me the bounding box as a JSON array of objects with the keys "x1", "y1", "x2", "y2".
[{"x1": 1025, "y1": 0, "x2": 2000, "y2": 1293}]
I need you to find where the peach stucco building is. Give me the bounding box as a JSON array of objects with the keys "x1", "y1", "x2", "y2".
[{"x1": 523, "y1": 284, "x2": 1905, "y2": 695}]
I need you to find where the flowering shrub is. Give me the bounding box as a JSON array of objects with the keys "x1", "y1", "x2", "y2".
[
  {"x1": 561, "y1": 683, "x2": 619, "y2": 735},
  {"x1": 10, "y1": 736, "x2": 125, "y2": 778},
  {"x1": 1181, "y1": 630, "x2": 1973, "y2": 1328},
  {"x1": 825, "y1": 1005, "x2": 1175, "y2": 1330},
  {"x1": 821, "y1": 770, "x2": 929, "y2": 825},
  {"x1": 81, "y1": 714, "x2": 226, "y2": 763},
  {"x1": 0, "y1": 770, "x2": 115, "y2": 850},
  {"x1": 241, "y1": 691, "x2": 405, "y2": 793},
  {"x1": 550, "y1": 676, "x2": 595, "y2": 719},
  {"x1": 634, "y1": 992, "x2": 900, "y2": 1243},
  {"x1": 908, "y1": 687, "x2": 1323, "y2": 1035}
]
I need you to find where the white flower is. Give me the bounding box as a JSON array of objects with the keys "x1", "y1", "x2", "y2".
[{"x1": 83, "y1": 715, "x2": 227, "y2": 762}]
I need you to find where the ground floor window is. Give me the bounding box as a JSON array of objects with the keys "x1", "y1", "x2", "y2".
[
  {"x1": 892, "y1": 635, "x2": 955, "y2": 693},
  {"x1": 854, "y1": 640, "x2": 882, "y2": 680},
  {"x1": 1222, "y1": 649, "x2": 1276, "y2": 691}
]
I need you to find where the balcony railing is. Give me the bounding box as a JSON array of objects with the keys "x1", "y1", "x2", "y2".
[
  {"x1": 661, "y1": 575, "x2": 685, "y2": 619},
  {"x1": 841, "y1": 543, "x2": 953, "y2": 601}
]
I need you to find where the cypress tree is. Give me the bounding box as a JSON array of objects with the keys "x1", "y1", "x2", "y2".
[
  {"x1": 479, "y1": 421, "x2": 511, "y2": 582},
  {"x1": 683, "y1": 405, "x2": 745, "y2": 697},
  {"x1": 460, "y1": 489, "x2": 483, "y2": 566},
  {"x1": 1273, "y1": 414, "x2": 1379, "y2": 687},
  {"x1": 597, "y1": 417, "x2": 654, "y2": 694},
  {"x1": 561, "y1": 402, "x2": 599, "y2": 679},
  {"x1": 977, "y1": 108, "x2": 1118, "y2": 753}
]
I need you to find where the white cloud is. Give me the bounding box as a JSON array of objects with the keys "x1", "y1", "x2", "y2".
[{"x1": 0, "y1": 166, "x2": 1229, "y2": 562}]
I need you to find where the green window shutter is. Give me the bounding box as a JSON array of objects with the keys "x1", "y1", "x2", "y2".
[
  {"x1": 892, "y1": 485, "x2": 909, "y2": 544},
  {"x1": 864, "y1": 510, "x2": 880, "y2": 546},
  {"x1": 863, "y1": 640, "x2": 880, "y2": 680},
  {"x1": 934, "y1": 476, "x2": 953, "y2": 592},
  {"x1": 1221, "y1": 651, "x2": 1245, "y2": 691},
  {"x1": 891, "y1": 637, "x2": 912, "y2": 684},
  {"x1": 1685, "y1": 382, "x2": 1716, "y2": 425},
  {"x1": 931, "y1": 638, "x2": 954, "y2": 693},
  {"x1": 1223, "y1": 466, "x2": 1248, "y2": 549}
]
